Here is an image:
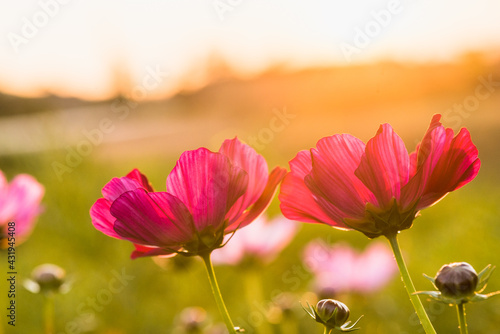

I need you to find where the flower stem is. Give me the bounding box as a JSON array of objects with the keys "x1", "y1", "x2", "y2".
[
  {"x1": 456, "y1": 303, "x2": 468, "y2": 334},
  {"x1": 200, "y1": 253, "x2": 237, "y2": 334},
  {"x1": 44, "y1": 294, "x2": 54, "y2": 334},
  {"x1": 387, "y1": 234, "x2": 436, "y2": 334}
]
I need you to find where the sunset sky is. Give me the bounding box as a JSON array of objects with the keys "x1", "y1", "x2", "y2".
[{"x1": 1, "y1": 0, "x2": 499, "y2": 100}]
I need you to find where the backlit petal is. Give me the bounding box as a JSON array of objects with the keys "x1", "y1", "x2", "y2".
[
  {"x1": 111, "y1": 189, "x2": 194, "y2": 247},
  {"x1": 102, "y1": 169, "x2": 153, "y2": 202},
  {"x1": 227, "y1": 166, "x2": 286, "y2": 231},
  {"x1": 279, "y1": 150, "x2": 340, "y2": 226},
  {"x1": 219, "y1": 138, "x2": 268, "y2": 223},
  {"x1": 355, "y1": 123, "x2": 409, "y2": 208},
  {"x1": 166, "y1": 148, "x2": 247, "y2": 232},
  {"x1": 308, "y1": 134, "x2": 374, "y2": 220}
]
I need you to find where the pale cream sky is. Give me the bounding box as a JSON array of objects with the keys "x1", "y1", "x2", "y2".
[{"x1": 1, "y1": 0, "x2": 499, "y2": 100}]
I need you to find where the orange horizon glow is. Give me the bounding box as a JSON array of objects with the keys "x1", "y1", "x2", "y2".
[{"x1": 1, "y1": 0, "x2": 500, "y2": 101}]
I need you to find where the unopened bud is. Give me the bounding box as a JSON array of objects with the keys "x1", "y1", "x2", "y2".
[
  {"x1": 25, "y1": 264, "x2": 67, "y2": 295},
  {"x1": 435, "y1": 262, "x2": 478, "y2": 299},
  {"x1": 315, "y1": 299, "x2": 350, "y2": 328}
]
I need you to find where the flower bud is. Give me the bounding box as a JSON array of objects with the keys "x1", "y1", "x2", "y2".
[
  {"x1": 435, "y1": 262, "x2": 478, "y2": 299},
  {"x1": 25, "y1": 264, "x2": 67, "y2": 295},
  {"x1": 315, "y1": 299, "x2": 350, "y2": 328}
]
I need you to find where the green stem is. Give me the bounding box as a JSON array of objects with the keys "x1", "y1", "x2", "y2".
[
  {"x1": 200, "y1": 253, "x2": 237, "y2": 334},
  {"x1": 456, "y1": 303, "x2": 468, "y2": 334},
  {"x1": 44, "y1": 294, "x2": 54, "y2": 334},
  {"x1": 387, "y1": 234, "x2": 436, "y2": 334}
]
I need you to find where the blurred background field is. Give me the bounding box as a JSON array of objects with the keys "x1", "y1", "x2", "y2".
[{"x1": 1, "y1": 1, "x2": 500, "y2": 333}]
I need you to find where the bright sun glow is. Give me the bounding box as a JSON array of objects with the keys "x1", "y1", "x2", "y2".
[{"x1": 0, "y1": 0, "x2": 499, "y2": 100}]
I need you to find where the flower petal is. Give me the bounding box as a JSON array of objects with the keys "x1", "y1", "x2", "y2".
[
  {"x1": 131, "y1": 244, "x2": 178, "y2": 259},
  {"x1": 226, "y1": 166, "x2": 286, "y2": 232},
  {"x1": 400, "y1": 116, "x2": 447, "y2": 208},
  {"x1": 126, "y1": 169, "x2": 154, "y2": 192},
  {"x1": 402, "y1": 115, "x2": 480, "y2": 210},
  {"x1": 90, "y1": 198, "x2": 121, "y2": 239},
  {"x1": 419, "y1": 128, "x2": 480, "y2": 208},
  {"x1": 355, "y1": 123, "x2": 410, "y2": 208},
  {"x1": 307, "y1": 134, "x2": 375, "y2": 221},
  {"x1": 5, "y1": 174, "x2": 44, "y2": 238},
  {"x1": 166, "y1": 148, "x2": 248, "y2": 232},
  {"x1": 102, "y1": 169, "x2": 153, "y2": 202},
  {"x1": 110, "y1": 189, "x2": 195, "y2": 247},
  {"x1": 279, "y1": 150, "x2": 342, "y2": 226},
  {"x1": 219, "y1": 138, "x2": 268, "y2": 223}
]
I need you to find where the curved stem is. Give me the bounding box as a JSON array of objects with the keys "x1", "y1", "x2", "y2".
[
  {"x1": 200, "y1": 253, "x2": 237, "y2": 334},
  {"x1": 456, "y1": 303, "x2": 468, "y2": 334},
  {"x1": 387, "y1": 234, "x2": 436, "y2": 334}
]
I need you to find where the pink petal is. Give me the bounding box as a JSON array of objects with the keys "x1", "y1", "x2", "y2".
[
  {"x1": 306, "y1": 134, "x2": 375, "y2": 221},
  {"x1": 90, "y1": 198, "x2": 121, "y2": 239},
  {"x1": 102, "y1": 169, "x2": 153, "y2": 202},
  {"x1": 355, "y1": 123, "x2": 410, "y2": 209},
  {"x1": 166, "y1": 148, "x2": 248, "y2": 232},
  {"x1": 131, "y1": 244, "x2": 178, "y2": 259},
  {"x1": 418, "y1": 127, "x2": 480, "y2": 208},
  {"x1": 5, "y1": 174, "x2": 44, "y2": 238},
  {"x1": 279, "y1": 150, "x2": 342, "y2": 226},
  {"x1": 219, "y1": 138, "x2": 269, "y2": 224},
  {"x1": 226, "y1": 166, "x2": 286, "y2": 232},
  {"x1": 401, "y1": 115, "x2": 447, "y2": 208},
  {"x1": 110, "y1": 189, "x2": 195, "y2": 247},
  {"x1": 126, "y1": 169, "x2": 154, "y2": 192}
]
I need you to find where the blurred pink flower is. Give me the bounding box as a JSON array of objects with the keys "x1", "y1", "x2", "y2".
[
  {"x1": 211, "y1": 215, "x2": 299, "y2": 265},
  {"x1": 303, "y1": 240, "x2": 397, "y2": 295},
  {"x1": 280, "y1": 114, "x2": 480, "y2": 238},
  {"x1": 0, "y1": 171, "x2": 44, "y2": 248},
  {"x1": 90, "y1": 138, "x2": 286, "y2": 259}
]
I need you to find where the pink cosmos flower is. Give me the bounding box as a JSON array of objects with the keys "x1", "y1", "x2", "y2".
[
  {"x1": 90, "y1": 138, "x2": 286, "y2": 259},
  {"x1": 303, "y1": 240, "x2": 397, "y2": 295},
  {"x1": 279, "y1": 114, "x2": 480, "y2": 238},
  {"x1": 0, "y1": 171, "x2": 44, "y2": 248},
  {"x1": 211, "y1": 214, "x2": 299, "y2": 266}
]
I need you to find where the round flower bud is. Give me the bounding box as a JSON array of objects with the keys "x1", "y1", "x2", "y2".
[
  {"x1": 315, "y1": 299, "x2": 350, "y2": 328},
  {"x1": 31, "y1": 264, "x2": 66, "y2": 294},
  {"x1": 435, "y1": 262, "x2": 478, "y2": 300}
]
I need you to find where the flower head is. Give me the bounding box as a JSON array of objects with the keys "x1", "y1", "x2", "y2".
[
  {"x1": 90, "y1": 138, "x2": 286, "y2": 258},
  {"x1": 24, "y1": 263, "x2": 70, "y2": 295},
  {"x1": 303, "y1": 241, "x2": 397, "y2": 296},
  {"x1": 0, "y1": 171, "x2": 44, "y2": 248},
  {"x1": 279, "y1": 114, "x2": 480, "y2": 238},
  {"x1": 303, "y1": 299, "x2": 362, "y2": 332},
  {"x1": 211, "y1": 214, "x2": 298, "y2": 266},
  {"x1": 416, "y1": 262, "x2": 500, "y2": 305}
]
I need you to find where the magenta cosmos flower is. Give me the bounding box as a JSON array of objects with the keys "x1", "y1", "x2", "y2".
[
  {"x1": 0, "y1": 171, "x2": 44, "y2": 248},
  {"x1": 303, "y1": 241, "x2": 397, "y2": 295},
  {"x1": 90, "y1": 138, "x2": 286, "y2": 258},
  {"x1": 211, "y1": 214, "x2": 299, "y2": 266},
  {"x1": 279, "y1": 114, "x2": 480, "y2": 238}
]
